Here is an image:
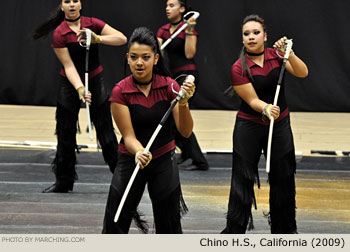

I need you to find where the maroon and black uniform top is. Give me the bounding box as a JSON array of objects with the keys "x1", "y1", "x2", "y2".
[
  {"x1": 231, "y1": 48, "x2": 289, "y2": 125},
  {"x1": 109, "y1": 74, "x2": 180, "y2": 159},
  {"x1": 157, "y1": 22, "x2": 198, "y2": 76},
  {"x1": 51, "y1": 16, "x2": 106, "y2": 79}
]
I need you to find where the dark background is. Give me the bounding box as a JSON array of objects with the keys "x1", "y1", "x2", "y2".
[{"x1": 1, "y1": 0, "x2": 349, "y2": 111}]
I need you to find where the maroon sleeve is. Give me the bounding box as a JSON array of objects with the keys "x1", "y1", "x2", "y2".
[
  {"x1": 167, "y1": 77, "x2": 180, "y2": 100},
  {"x1": 51, "y1": 30, "x2": 66, "y2": 48},
  {"x1": 109, "y1": 82, "x2": 127, "y2": 105},
  {"x1": 230, "y1": 61, "x2": 250, "y2": 86},
  {"x1": 91, "y1": 17, "x2": 106, "y2": 34},
  {"x1": 267, "y1": 48, "x2": 283, "y2": 65},
  {"x1": 157, "y1": 26, "x2": 165, "y2": 39},
  {"x1": 276, "y1": 53, "x2": 283, "y2": 65}
]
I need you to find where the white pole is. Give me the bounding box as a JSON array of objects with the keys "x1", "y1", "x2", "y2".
[
  {"x1": 266, "y1": 39, "x2": 293, "y2": 173},
  {"x1": 84, "y1": 29, "x2": 93, "y2": 141},
  {"x1": 114, "y1": 124, "x2": 163, "y2": 222}
]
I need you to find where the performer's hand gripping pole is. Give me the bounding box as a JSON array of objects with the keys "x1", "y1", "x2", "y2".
[
  {"x1": 114, "y1": 75, "x2": 195, "y2": 223},
  {"x1": 84, "y1": 29, "x2": 93, "y2": 141},
  {"x1": 160, "y1": 11, "x2": 200, "y2": 50},
  {"x1": 266, "y1": 39, "x2": 293, "y2": 173}
]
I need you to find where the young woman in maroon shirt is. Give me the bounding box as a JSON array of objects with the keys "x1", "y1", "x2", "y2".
[
  {"x1": 33, "y1": 0, "x2": 127, "y2": 193},
  {"x1": 157, "y1": 0, "x2": 209, "y2": 171},
  {"x1": 102, "y1": 27, "x2": 195, "y2": 233},
  {"x1": 221, "y1": 14, "x2": 308, "y2": 234}
]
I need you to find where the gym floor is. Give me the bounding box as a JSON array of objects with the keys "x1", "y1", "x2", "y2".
[{"x1": 0, "y1": 105, "x2": 349, "y2": 234}]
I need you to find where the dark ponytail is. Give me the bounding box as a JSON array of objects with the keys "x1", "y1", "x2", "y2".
[
  {"x1": 126, "y1": 27, "x2": 171, "y2": 77},
  {"x1": 240, "y1": 14, "x2": 267, "y2": 80},
  {"x1": 32, "y1": 5, "x2": 64, "y2": 40}
]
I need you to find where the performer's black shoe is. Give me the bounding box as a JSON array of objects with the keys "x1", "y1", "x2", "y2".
[
  {"x1": 42, "y1": 182, "x2": 73, "y2": 193},
  {"x1": 179, "y1": 163, "x2": 209, "y2": 171},
  {"x1": 176, "y1": 155, "x2": 189, "y2": 165}
]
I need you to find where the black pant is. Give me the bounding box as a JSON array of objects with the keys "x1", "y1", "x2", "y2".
[
  {"x1": 102, "y1": 150, "x2": 185, "y2": 234},
  {"x1": 175, "y1": 131, "x2": 209, "y2": 168},
  {"x1": 222, "y1": 115, "x2": 297, "y2": 234},
  {"x1": 53, "y1": 73, "x2": 118, "y2": 186},
  {"x1": 174, "y1": 71, "x2": 208, "y2": 169}
]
